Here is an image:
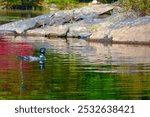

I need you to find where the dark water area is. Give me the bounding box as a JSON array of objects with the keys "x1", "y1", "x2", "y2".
[
  {"x1": 0, "y1": 36, "x2": 150, "y2": 100},
  {"x1": 0, "y1": 10, "x2": 44, "y2": 25}
]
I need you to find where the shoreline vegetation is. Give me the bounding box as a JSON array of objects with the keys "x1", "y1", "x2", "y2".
[
  {"x1": 118, "y1": 0, "x2": 149, "y2": 16},
  {"x1": 0, "y1": 0, "x2": 149, "y2": 15}
]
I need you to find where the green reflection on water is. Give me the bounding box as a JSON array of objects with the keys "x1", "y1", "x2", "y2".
[
  {"x1": 0, "y1": 49, "x2": 150, "y2": 100},
  {"x1": 0, "y1": 10, "x2": 44, "y2": 24}
]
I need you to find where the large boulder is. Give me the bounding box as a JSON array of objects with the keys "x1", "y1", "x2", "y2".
[
  {"x1": 90, "y1": 28, "x2": 110, "y2": 40},
  {"x1": 66, "y1": 19, "x2": 105, "y2": 39},
  {"x1": 27, "y1": 25, "x2": 69, "y2": 37},
  {"x1": 46, "y1": 25, "x2": 69, "y2": 37},
  {"x1": 72, "y1": 4, "x2": 113, "y2": 20},
  {"x1": 49, "y1": 11, "x2": 73, "y2": 25},
  {"x1": 67, "y1": 25, "x2": 92, "y2": 38},
  {"x1": 0, "y1": 13, "x2": 54, "y2": 34},
  {"x1": 89, "y1": 12, "x2": 150, "y2": 43},
  {"x1": 110, "y1": 24, "x2": 150, "y2": 43}
]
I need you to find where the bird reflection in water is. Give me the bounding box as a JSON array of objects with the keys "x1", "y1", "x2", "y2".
[{"x1": 17, "y1": 48, "x2": 46, "y2": 95}]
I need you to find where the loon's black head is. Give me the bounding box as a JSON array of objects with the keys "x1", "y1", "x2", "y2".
[{"x1": 40, "y1": 48, "x2": 46, "y2": 55}]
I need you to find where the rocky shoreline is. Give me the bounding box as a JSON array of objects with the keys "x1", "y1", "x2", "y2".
[{"x1": 0, "y1": 4, "x2": 149, "y2": 44}]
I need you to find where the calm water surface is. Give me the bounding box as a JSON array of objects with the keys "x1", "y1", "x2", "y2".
[
  {"x1": 0, "y1": 36, "x2": 150, "y2": 100},
  {"x1": 0, "y1": 10, "x2": 44, "y2": 24}
]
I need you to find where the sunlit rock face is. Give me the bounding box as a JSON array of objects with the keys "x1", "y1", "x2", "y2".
[
  {"x1": 89, "y1": 15, "x2": 150, "y2": 43},
  {"x1": 110, "y1": 24, "x2": 150, "y2": 43}
]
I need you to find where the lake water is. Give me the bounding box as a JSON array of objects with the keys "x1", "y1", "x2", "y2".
[
  {"x1": 0, "y1": 36, "x2": 150, "y2": 100},
  {"x1": 0, "y1": 10, "x2": 44, "y2": 25},
  {"x1": 0, "y1": 10, "x2": 150, "y2": 100}
]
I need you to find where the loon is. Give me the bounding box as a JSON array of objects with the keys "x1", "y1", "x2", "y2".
[{"x1": 16, "y1": 48, "x2": 46, "y2": 62}]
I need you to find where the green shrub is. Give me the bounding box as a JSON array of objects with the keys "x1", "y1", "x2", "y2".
[
  {"x1": 119, "y1": 0, "x2": 150, "y2": 16},
  {"x1": 43, "y1": 0, "x2": 80, "y2": 10},
  {"x1": 44, "y1": 0, "x2": 78, "y2": 3}
]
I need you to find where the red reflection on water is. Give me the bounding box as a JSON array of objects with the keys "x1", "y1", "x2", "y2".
[{"x1": 0, "y1": 39, "x2": 34, "y2": 71}]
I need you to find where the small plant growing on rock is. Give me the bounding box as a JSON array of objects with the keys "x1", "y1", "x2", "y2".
[{"x1": 118, "y1": 0, "x2": 150, "y2": 16}]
